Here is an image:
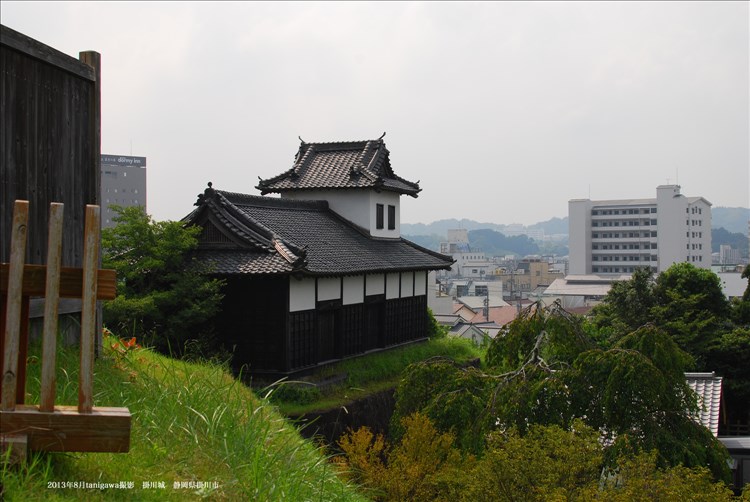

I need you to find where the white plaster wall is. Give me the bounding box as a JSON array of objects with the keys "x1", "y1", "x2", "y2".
[
  {"x1": 343, "y1": 275, "x2": 365, "y2": 305},
  {"x1": 318, "y1": 277, "x2": 341, "y2": 301},
  {"x1": 283, "y1": 189, "x2": 401, "y2": 238},
  {"x1": 414, "y1": 271, "x2": 427, "y2": 295},
  {"x1": 400, "y1": 271, "x2": 414, "y2": 297},
  {"x1": 366, "y1": 273, "x2": 385, "y2": 296},
  {"x1": 289, "y1": 277, "x2": 316, "y2": 312},
  {"x1": 386, "y1": 272, "x2": 400, "y2": 299}
]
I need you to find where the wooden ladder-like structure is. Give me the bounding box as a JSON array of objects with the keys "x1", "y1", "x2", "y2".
[{"x1": 1, "y1": 201, "x2": 131, "y2": 461}]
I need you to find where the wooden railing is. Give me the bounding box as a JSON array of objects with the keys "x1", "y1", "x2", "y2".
[{"x1": 1, "y1": 201, "x2": 130, "y2": 460}]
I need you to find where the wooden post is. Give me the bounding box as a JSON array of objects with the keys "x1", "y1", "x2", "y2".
[
  {"x1": 2, "y1": 201, "x2": 29, "y2": 411},
  {"x1": 78, "y1": 205, "x2": 99, "y2": 414},
  {"x1": 80, "y1": 50, "x2": 103, "y2": 357},
  {"x1": 40, "y1": 203, "x2": 64, "y2": 412}
]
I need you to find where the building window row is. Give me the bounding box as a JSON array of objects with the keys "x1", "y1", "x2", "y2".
[
  {"x1": 593, "y1": 242, "x2": 657, "y2": 250},
  {"x1": 592, "y1": 219, "x2": 656, "y2": 228},
  {"x1": 592, "y1": 208, "x2": 656, "y2": 216},
  {"x1": 686, "y1": 231, "x2": 703, "y2": 239},
  {"x1": 593, "y1": 231, "x2": 656, "y2": 239},
  {"x1": 593, "y1": 266, "x2": 657, "y2": 274},
  {"x1": 686, "y1": 219, "x2": 702, "y2": 226},
  {"x1": 687, "y1": 207, "x2": 703, "y2": 215},
  {"x1": 687, "y1": 243, "x2": 703, "y2": 250},
  {"x1": 593, "y1": 255, "x2": 656, "y2": 262}
]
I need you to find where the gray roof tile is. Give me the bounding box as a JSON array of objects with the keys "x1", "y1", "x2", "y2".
[
  {"x1": 184, "y1": 186, "x2": 453, "y2": 276},
  {"x1": 256, "y1": 137, "x2": 421, "y2": 197}
]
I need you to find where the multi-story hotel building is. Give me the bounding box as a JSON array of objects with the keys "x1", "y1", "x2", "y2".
[
  {"x1": 569, "y1": 185, "x2": 711, "y2": 275},
  {"x1": 100, "y1": 154, "x2": 147, "y2": 228}
]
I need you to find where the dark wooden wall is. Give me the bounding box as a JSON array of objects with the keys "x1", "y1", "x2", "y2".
[{"x1": 1, "y1": 24, "x2": 101, "y2": 267}]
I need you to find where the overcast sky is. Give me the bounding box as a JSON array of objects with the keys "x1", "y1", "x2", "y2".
[{"x1": 2, "y1": 1, "x2": 748, "y2": 225}]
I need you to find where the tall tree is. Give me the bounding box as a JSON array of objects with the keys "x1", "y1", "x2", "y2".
[
  {"x1": 394, "y1": 302, "x2": 731, "y2": 482},
  {"x1": 651, "y1": 263, "x2": 731, "y2": 368},
  {"x1": 102, "y1": 206, "x2": 224, "y2": 357}
]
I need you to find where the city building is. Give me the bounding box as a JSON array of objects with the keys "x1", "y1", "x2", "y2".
[
  {"x1": 100, "y1": 154, "x2": 147, "y2": 228},
  {"x1": 568, "y1": 185, "x2": 711, "y2": 275},
  {"x1": 439, "y1": 229, "x2": 495, "y2": 278}
]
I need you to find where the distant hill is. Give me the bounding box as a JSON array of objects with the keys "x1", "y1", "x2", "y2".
[
  {"x1": 404, "y1": 229, "x2": 569, "y2": 258},
  {"x1": 401, "y1": 217, "x2": 570, "y2": 238},
  {"x1": 468, "y1": 229, "x2": 539, "y2": 257},
  {"x1": 712, "y1": 227, "x2": 749, "y2": 257},
  {"x1": 712, "y1": 207, "x2": 750, "y2": 235}
]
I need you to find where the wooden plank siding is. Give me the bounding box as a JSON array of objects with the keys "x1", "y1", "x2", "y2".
[
  {"x1": 1, "y1": 24, "x2": 100, "y2": 269},
  {"x1": 224, "y1": 275, "x2": 429, "y2": 377}
]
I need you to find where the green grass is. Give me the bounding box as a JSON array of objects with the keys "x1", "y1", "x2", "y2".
[
  {"x1": 267, "y1": 336, "x2": 483, "y2": 416},
  {"x1": 1, "y1": 335, "x2": 367, "y2": 501}
]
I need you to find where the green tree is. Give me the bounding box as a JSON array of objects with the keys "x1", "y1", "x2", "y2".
[
  {"x1": 462, "y1": 421, "x2": 604, "y2": 502},
  {"x1": 651, "y1": 263, "x2": 730, "y2": 368},
  {"x1": 336, "y1": 413, "x2": 468, "y2": 502},
  {"x1": 590, "y1": 266, "x2": 657, "y2": 343},
  {"x1": 102, "y1": 206, "x2": 224, "y2": 357},
  {"x1": 396, "y1": 302, "x2": 731, "y2": 482},
  {"x1": 391, "y1": 358, "x2": 492, "y2": 454}
]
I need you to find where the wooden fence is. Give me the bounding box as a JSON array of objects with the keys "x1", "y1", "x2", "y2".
[{"x1": 1, "y1": 200, "x2": 130, "y2": 460}]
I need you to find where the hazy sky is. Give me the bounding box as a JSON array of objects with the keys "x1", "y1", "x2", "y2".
[{"x1": 2, "y1": 1, "x2": 748, "y2": 225}]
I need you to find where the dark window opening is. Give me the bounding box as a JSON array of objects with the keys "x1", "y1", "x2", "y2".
[
  {"x1": 388, "y1": 205, "x2": 396, "y2": 230},
  {"x1": 376, "y1": 204, "x2": 384, "y2": 229}
]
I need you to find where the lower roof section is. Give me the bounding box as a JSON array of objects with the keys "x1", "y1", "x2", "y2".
[{"x1": 184, "y1": 185, "x2": 454, "y2": 276}]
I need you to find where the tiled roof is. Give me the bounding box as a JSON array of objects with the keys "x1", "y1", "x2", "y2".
[
  {"x1": 256, "y1": 137, "x2": 421, "y2": 197},
  {"x1": 184, "y1": 185, "x2": 453, "y2": 276},
  {"x1": 686, "y1": 372, "x2": 723, "y2": 437}
]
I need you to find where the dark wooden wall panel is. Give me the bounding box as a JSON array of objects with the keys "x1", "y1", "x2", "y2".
[{"x1": 1, "y1": 25, "x2": 100, "y2": 267}]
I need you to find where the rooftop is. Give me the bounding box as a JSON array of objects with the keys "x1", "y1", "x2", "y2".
[
  {"x1": 256, "y1": 136, "x2": 421, "y2": 197},
  {"x1": 183, "y1": 185, "x2": 453, "y2": 276}
]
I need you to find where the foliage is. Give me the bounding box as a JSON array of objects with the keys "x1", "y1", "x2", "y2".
[
  {"x1": 337, "y1": 415, "x2": 736, "y2": 502},
  {"x1": 102, "y1": 205, "x2": 225, "y2": 358},
  {"x1": 707, "y1": 327, "x2": 750, "y2": 425},
  {"x1": 595, "y1": 450, "x2": 736, "y2": 502},
  {"x1": 2, "y1": 331, "x2": 365, "y2": 501},
  {"x1": 336, "y1": 413, "x2": 469, "y2": 502},
  {"x1": 396, "y1": 302, "x2": 731, "y2": 482},
  {"x1": 651, "y1": 263, "x2": 731, "y2": 367},
  {"x1": 391, "y1": 358, "x2": 492, "y2": 454},
  {"x1": 590, "y1": 267, "x2": 657, "y2": 341},
  {"x1": 426, "y1": 308, "x2": 448, "y2": 339},
  {"x1": 486, "y1": 301, "x2": 593, "y2": 370},
  {"x1": 463, "y1": 421, "x2": 604, "y2": 502}
]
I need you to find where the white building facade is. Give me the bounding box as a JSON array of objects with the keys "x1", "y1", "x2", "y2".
[{"x1": 569, "y1": 185, "x2": 711, "y2": 275}]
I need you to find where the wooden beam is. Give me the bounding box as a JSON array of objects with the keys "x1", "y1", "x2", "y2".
[
  {"x1": 1, "y1": 405, "x2": 131, "y2": 452},
  {"x1": 40, "y1": 203, "x2": 64, "y2": 412},
  {"x1": 2, "y1": 201, "x2": 29, "y2": 411},
  {"x1": 0, "y1": 265, "x2": 116, "y2": 300},
  {"x1": 79, "y1": 206, "x2": 99, "y2": 414}
]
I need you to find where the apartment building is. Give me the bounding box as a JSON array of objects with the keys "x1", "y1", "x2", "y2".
[
  {"x1": 100, "y1": 154, "x2": 147, "y2": 228},
  {"x1": 569, "y1": 185, "x2": 711, "y2": 275}
]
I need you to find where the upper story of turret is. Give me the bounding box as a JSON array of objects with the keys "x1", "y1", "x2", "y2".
[{"x1": 256, "y1": 136, "x2": 420, "y2": 239}]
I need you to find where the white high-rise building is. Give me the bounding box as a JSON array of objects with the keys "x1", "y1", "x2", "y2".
[{"x1": 569, "y1": 185, "x2": 711, "y2": 275}]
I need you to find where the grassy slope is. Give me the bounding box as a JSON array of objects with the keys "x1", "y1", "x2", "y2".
[
  {"x1": 267, "y1": 336, "x2": 483, "y2": 416},
  {"x1": 1, "y1": 336, "x2": 366, "y2": 501}
]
